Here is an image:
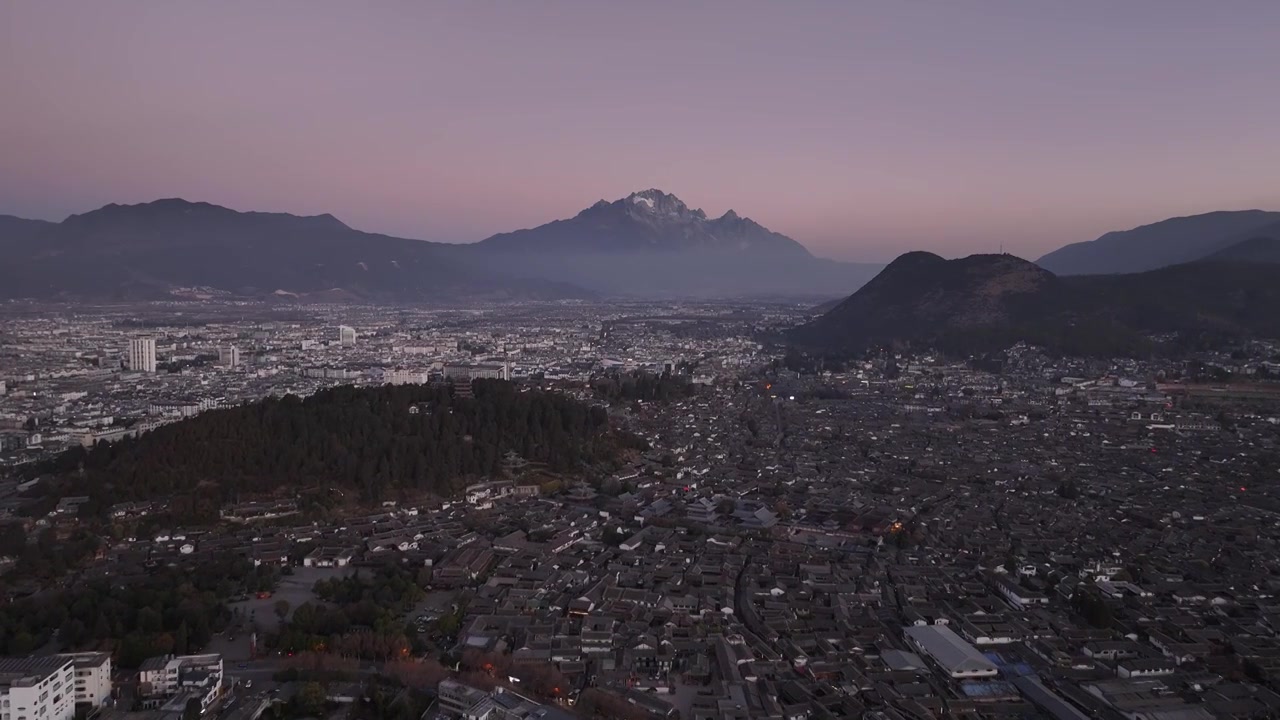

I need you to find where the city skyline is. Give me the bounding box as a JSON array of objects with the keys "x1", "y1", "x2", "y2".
[{"x1": 4, "y1": 2, "x2": 1280, "y2": 261}]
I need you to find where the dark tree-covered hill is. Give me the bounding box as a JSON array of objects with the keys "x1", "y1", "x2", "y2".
[
  {"x1": 789, "y1": 252, "x2": 1280, "y2": 356},
  {"x1": 37, "y1": 381, "x2": 632, "y2": 519}
]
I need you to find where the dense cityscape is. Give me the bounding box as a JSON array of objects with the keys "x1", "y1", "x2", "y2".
[
  {"x1": 7, "y1": 4, "x2": 1280, "y2": 720},
  {"x1": 3, "y1": 299, "x2": 1280, "y2": 720}
]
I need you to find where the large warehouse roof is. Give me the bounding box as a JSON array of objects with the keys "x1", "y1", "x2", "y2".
[{"x1": 904, "y1": 625, "x2": 998, "y2": 676}]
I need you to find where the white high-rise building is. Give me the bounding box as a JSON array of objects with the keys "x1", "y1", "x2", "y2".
[
  {"x1": 56, "y1": 652, "x2": 112, "y2": 709},
  {"x1": 0, "y1": 656, "x2": 77, "y2": 720},
  {"x1": 127, "y1": 338, "x2": 157, "y2": 373},
  {"x1": 338, "y1": 325, "x2": 357, "y2": 347},
  {"x1": 218, "y1": 346, "x2": 240, "y2": 368}
]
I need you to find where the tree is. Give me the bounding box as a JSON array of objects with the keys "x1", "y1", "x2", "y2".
[
  {"x1": 600, "y1": 477, "x2": 622, "y2": 496},
  {"x1": 602, "y1": 526, "x2": 627, "y2": 547},
  {"x1": 576, "y1": 689, "x2": 649, "y2": 720},
  {"x1": 175, "y1": 622, "x2": 190, "y2": 655},
  {"x1": 137, "y1": 607, "x2": 163, "y2": 634},
  {"x1": 513, "y1": 663, "x2": 569, "y2": 701},
  {"x1": 8, "y1": 631, "x2": 35, "y2": 656},
  {"x1": 182, "y1": 697, "x2": 202, "y2": 720},
  {"x1": 296, "y1": 682, "x2": 327, "y2": 716},
  {"x1": 0, "y1": 554, "x2": 264, "y2": 663},
  {"x1": 382, "y1": 659, "x2": 450, "y2": 689},
  {"x1": 1071, "y1": 591, "x2": 1113, "y2": 629},
  {"x1": 274, "y1": 599, "x2": 291, "y2": 621},
  {"x1": 0, "y1": 522, "x2": 25, "y2": 556}
]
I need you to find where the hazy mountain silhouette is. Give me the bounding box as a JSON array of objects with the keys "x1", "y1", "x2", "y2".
[
  {"x1": 0, "y1": 199, "x2": 588, "y2": 301},
  {"x1": 0, "y1": 192, "x2": 879, "y2": 300},
  {"x1": 0, "y1": 215, "x2": 55, "y2": 249},
  {"x1": 1036, "y1": 210, "x2": 1280, "y2": 275},
  {"x1": 478, "y1": 189, "x2": 811, "y2": 255},
  {"x1": 462, "y1": 189, "x2": 881, "y2": 297},
  {"x1": 1202, "y1": 235, "x2": 1280, "y2": 264},
  {"x1": 791, "y1": 251, "x2": 1280, "y2": 355}
]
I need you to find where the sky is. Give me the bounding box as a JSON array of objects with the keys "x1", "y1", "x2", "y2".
[{"x1": 2, "y1": 1, "x2": 1280, "y2": 262}]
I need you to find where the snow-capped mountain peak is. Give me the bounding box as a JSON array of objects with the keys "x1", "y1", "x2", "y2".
[{"x1": 480, "y1": 189, "x2": 811, "y2": 258}]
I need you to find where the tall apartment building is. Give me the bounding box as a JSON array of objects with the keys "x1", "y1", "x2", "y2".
[
  {"x1": 217, "y1": 346, "x2": 240, "y2": 368},
  {"x1": 126, "y1": 337, "x2": 157, "y2": 373},
  {"x1": 338, "y1": 325, "x2": 357, "y2": 347},
  {"x1": 0, "y1": 656, "x2": 76, "y2": 720}
]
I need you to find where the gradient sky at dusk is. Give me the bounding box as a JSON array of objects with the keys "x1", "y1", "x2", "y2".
[{"x1": 3, "y1": 1, "x2": 1280, "y2": 261}]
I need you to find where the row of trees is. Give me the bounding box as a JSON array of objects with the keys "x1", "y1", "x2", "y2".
[
  {"x1": 0, "y1": 556, "x2": 270, "y2": 665},
  {"x1": 34, "y1": 380, "x2": 626, "y2": 522},
  {"x1": 276, "y1": 567, "x2": 425, "y2": 660},
  {"x1": 592, "y1": 370, "x2": 695, "y2": 403},
  {"x1": 0, "y1": 525, "x2": 102, "y2": 580}
]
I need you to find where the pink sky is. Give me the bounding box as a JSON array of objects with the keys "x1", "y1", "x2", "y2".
[{"x1": 3, "y1": 1, "x2": 1279, "y2": 261}]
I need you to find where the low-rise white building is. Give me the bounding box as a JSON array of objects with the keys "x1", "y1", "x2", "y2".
[
  {"x1": 137, "y1": 654, "x2": 223, "y2": 712},
  {"x1": 904, "y1": 625, "x2": 999, "y2": 679}
]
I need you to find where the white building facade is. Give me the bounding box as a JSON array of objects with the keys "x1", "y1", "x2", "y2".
[
  {"x1": 57, "y1": 653, "x2": 112, "y2": 709},
  {"x1": 218, "y1": 346, "x2": 240, "y2": 368},
  {"x1": 338, "y1": 325, "x2": 357, "y2": 347},
  {"x1": 127, "y1": 337, "x2": 157, "y2": 373},
  {"x1": 0, "y1": 657, "x2": 76, "y2": 720},
  {"x1": 137, "y1": 654, "x2": 222, "y2": 711}
]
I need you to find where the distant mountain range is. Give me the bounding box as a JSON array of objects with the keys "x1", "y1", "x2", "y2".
[
  {"x1": 7, "y1": 194, "x2": 1278, "y2": 303},
  {"x1": 1036, "y1": 210, "x2": 1280, "y2": 275},
  {"x1": 790, "y1": 250, "x2": 1280, "y2": 356},
  {"x1": 0, "y1": 215, "x2": 55, "y2": 248},
  {"x1": 0, "y1": 199, "x2": 585, "y2": 302},
  {"x1": 1203, "y1": 235, "x2": 1280, "y2": 264},
  {"x1": 0, "y1": 191, "x2": 879, "y2": 301},
  {"x1": 462, "y1": 189, "x2": 879, "y2": 297}
]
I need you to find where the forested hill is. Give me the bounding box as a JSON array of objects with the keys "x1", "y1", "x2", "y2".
[{"x1": 38, "y1": 381, "x2": 632, "y2": 519}]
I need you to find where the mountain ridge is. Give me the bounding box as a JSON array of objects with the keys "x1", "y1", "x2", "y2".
[
  {"x1": 0, "y1": 214, "x2": 56, "y2": 249},
  {"x1": 62, "y1": 198, "x2": 351, "y2": 232},
  {"x1": 0, "y1": 198, "x2": 588, "y2": 302},
  {"x1": 477, "y1": 188, "x2": 814, "y2": 257},
  {"x1": 791, "y1": 250, "x2": 1280, "y2": 356},
  {"x1": 465, "y1": 189, "x2": 878, "y2": 297},
  {"x1": 1202, "y1": 235, "x2": 1280, "y2": 264},
  {"x1": 1036, "y1": 209, "x2": 1280, "y2": 275},
  {"x1": 0, "y1": 192, "x2": 878, "y2": 300}
]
